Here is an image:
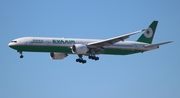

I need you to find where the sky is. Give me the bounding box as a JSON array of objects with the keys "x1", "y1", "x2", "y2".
[{"x1": 0, "y1": 0, "x2": 179, "y2": 98}]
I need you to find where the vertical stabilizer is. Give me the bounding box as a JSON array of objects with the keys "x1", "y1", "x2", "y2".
[{"x1": 137, "y1": 21, "x2": 158, "y2": 44}]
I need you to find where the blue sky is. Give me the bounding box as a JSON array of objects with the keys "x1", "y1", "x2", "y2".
[{"x1": 0, "y1": 0, "x2": 179, "y2": 98}]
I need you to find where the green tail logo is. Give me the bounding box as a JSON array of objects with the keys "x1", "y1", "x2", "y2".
[{"x1": 137, "y1": 21, "x2": 158, "y2": 44}]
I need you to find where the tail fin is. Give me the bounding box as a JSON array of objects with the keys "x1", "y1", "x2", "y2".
[{"x1": 137, "y1": 21, "x2": 158, "y2": 44}]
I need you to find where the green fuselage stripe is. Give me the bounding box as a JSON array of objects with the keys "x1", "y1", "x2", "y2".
[{"x1": 10, "y1": 45, "x2": 144, "y2": 55}]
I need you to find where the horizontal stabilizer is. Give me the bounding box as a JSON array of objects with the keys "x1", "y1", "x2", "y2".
[{"x1": 144, "y1": 41, "x2": 172, "y2": 48}]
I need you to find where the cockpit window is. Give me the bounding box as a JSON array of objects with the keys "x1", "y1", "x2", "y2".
[{"x1": 11, "y1": 41, "x2": 17, "y2": 43}]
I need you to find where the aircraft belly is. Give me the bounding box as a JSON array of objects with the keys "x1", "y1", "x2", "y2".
[
  {"x1": 10, "y1": 44, "x2": 146, "y2": 55},
  {"x1": 10, "y1": 44, "x2": 73, "y2": 53}
]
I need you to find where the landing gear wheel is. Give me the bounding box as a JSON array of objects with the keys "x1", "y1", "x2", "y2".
[
  {"x1": 95, "y1": 57, "x2": 99, "y2": 61},
  {"x1": 18, "y1": 51, "x2": 24, "y2": 58},
  {"x1": 20, "y1": 55, "x2": 24, "y2": 58},
  {"x1": 76, "y1": 58, "x2": 80, "y2": 62},
  {"x1": 92, "y1": 56, "x2": 96, "y2": 60},
  {"x1": 76, "y1": 59, "x2": 87, "y2": 64},
  {"x1": 88, "y1": 55, "x2": 99, "y2": 61},
  {"x1": 82, "y1": 60, "x2": 87, "y2": 64},
  {"x1": 88, "y1": 56, "x2": 92, "y2": 59},
  {"x1": 79, "y1": 59, "x2": 83, "y2": 63},
  {"x1": 76, "y1": 55, "x2": 87, "y2": 64}
]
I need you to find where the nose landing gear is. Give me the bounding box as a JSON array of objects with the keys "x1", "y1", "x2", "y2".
[
  {"x1": 20, "y1": 55, "x2": 24, "y2": 58},
  {"x1": 18, "y1": 51, "x2": 24, "y2": 58}
]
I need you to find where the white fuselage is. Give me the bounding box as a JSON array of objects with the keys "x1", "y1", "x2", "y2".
[{"x1": 8, "y1": 37, "x2": 158, "y2": 55}]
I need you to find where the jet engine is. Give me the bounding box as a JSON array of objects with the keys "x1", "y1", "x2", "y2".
[
  {"x1": 50, "y1": 52, "x2": 68, "y2": 60},
  {"x1": 71, "y1": 44, "x2": 89, "y2": 54}
]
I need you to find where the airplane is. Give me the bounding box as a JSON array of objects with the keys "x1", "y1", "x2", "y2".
[{"x1": 8, "y1": 21, "x2": 172, "y2": 64}]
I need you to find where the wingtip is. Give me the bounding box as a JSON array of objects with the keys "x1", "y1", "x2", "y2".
[
  {"x1": 142, "y1": 28, "x2": 148, "y2": 32},
  {"x1": 163, "y1": 41, "x2": 173, "y2": 45},
  {"x1": 168, "y1": 41, "x2": 173, "y2": 43}
]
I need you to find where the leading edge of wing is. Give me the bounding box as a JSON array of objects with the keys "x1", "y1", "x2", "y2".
[{"x1": 87, "y1": 29, "x2": 144, "y2": 48}]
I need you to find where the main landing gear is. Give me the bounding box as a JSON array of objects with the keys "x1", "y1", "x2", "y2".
[
  {"x1": 88, "y1": 55, "x2": 99, "y2": 61},
  {"x1": 75, "y1": 54, "x2": 100, "y2": 64},
  {"x1": 18, "y1": 51, "x2": 24, "y2": 58},
  {"x1": 76, "y1": 54, "x2": 87, "y2": 64}
]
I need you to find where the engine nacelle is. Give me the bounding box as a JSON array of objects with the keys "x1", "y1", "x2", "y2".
[
  {"x1": 50, "y1": 52, "x2": 68, "y2": 60},
  {"x1": 71, "y1": 44, "x2": 89, "y2": 54}
]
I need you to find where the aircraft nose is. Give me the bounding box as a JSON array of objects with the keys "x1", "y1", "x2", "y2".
[
  {"x1": 8, "y1": 43, "x2": 12, "y2": 47},
  {"x1": 8, "y1": 42, "x2": 15, "y2": 47}
]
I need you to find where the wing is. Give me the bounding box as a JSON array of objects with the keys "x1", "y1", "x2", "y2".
[{"x1": 87, "y1": 30, "x2": 144, "y2": 48}]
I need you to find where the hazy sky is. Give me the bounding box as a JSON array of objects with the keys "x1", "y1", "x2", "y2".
[{"x1": 1, "y1": 0, "x2": 179, "y2": 98}]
